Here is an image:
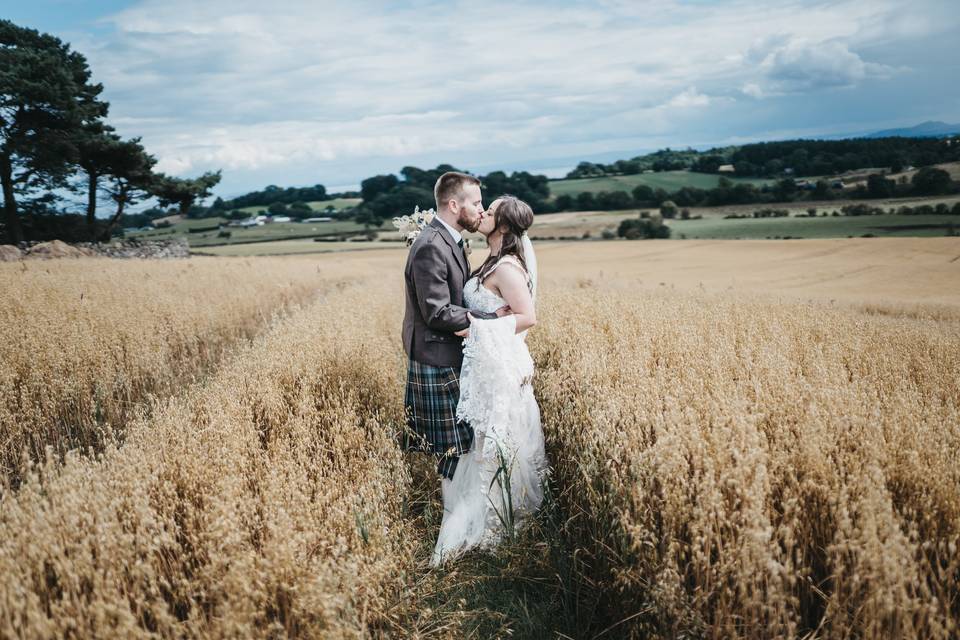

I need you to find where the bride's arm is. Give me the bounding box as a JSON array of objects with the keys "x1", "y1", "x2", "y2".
[{"x1": 489, "y1": 263, "x2": 536, "y2": 334}]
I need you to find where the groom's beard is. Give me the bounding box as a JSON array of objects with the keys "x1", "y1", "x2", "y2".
[{"x1": 458, "y1": 212, "x2": 480, "y2": 233}]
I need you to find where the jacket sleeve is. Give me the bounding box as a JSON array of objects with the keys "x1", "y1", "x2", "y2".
[
  {"x1": 411, "y1": 239, "x2": 474, "y2": 332},
  {"x1": 471, "y1": 309, "x2": 498, "y2": 320}
]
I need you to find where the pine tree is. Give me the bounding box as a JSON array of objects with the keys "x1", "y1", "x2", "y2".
[{"x1": 0, "y1": 20, "x2": 108, "y2": 243}]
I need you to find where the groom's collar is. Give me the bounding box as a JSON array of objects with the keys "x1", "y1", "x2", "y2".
[
  {"x1": 434, "y1": 215, "x2": 463, "y2": 245},
  {"x1": 429, "y1": 216, "x2": 468, "y2": 277}
]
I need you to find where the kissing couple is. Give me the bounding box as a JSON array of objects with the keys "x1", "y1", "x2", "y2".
[{"x1": 401, "y1": 171, "x2": 549, "y2": 566}]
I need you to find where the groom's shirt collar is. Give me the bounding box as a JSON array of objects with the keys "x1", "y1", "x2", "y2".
[{"x1": 436, "y1": 216, "x2": 463, "y2": 245}]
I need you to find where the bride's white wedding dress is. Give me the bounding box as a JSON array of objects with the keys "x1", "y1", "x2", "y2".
[{"x1": 431, "y1": 257, "x2": 549, "y2": 566}]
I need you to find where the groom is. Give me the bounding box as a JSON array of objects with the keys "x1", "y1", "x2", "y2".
[{"x1": 402, "y1": 171, "x2": 508, "y2": 481}]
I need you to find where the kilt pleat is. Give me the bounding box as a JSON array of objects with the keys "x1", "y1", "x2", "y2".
[{"x1": 403, "y1": 359, "x2": 473, "y2": 460}]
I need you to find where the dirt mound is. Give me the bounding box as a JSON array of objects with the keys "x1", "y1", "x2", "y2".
[
  {"x1": 0, "y1": 245, "x2": 22, "y2": 261},
  {"x1": 28, "y1": 240, "x2": 87, "y2": 259}
]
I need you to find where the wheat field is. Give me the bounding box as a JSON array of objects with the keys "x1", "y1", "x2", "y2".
[
  {"x1": 1, "y1": 238, "x2": 958, "y2": 638},
  {"x1": 0, "y1": 258, "x2": 330, "y2": 485}
]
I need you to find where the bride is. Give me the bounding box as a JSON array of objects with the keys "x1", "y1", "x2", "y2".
[{"x1": 431, "y1": 195, "x2": 549, "y2": 566}]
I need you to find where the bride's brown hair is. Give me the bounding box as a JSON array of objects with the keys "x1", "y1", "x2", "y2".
[{"x1": 474, "y1": 194, "x2": 534, "y2": 285}]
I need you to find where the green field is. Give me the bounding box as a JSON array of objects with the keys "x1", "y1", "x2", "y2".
[
  {"x1": 237, "y1": 197, "x2": 361, "y2": 215},
  {"x1": 548, "y1": 171, "x2": 773, "y2": 197},
  {"x1": 171, "y1": 217, "x2": 229, "y2": 229},
  {"x1": 127, "y1": 216, "x2": 390, "y2": 247},
  {"x1": 670, "y1": 214, "x2": 960, "y2": 240}
]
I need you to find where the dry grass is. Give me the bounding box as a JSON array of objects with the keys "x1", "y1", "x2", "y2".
[
  {"x1": 531, "y1": 237, "x2": 960, "y2": 311},
  {"x1": 0, "y1": 282, "x2": 418, "y2": 638},
  {"x1": 0, "y1": 257, "x2": 328, "y2": 484},
  {"x1": 532, "y1": 282, "x2": 960, "y2": 638},
  {"x1": 2, "y1": 241, "x2": 958, "y2": 637}
]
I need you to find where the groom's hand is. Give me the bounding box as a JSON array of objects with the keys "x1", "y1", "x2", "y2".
[
  {"x1": 454, "y1": 313, "x2": 474, "y2": 337},
  {"x1": 495, "y1": 305, "x2": 512, "y2": 318}
]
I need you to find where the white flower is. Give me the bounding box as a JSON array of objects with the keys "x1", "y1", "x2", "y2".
[{"x1": 393, "y1": 206, "x2": 437, "y2": 247}]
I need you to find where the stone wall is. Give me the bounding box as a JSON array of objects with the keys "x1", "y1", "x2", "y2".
[{"x1": 0, "y1": 238, "x2": 190, "y2": 261}]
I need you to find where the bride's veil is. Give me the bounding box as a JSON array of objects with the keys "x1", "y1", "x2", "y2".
[{"x1": 521, "y1": 232, "x2": 538, "y2": 303}]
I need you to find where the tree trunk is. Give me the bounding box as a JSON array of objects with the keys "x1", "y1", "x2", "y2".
[
  {"x1": 86, "y1": 171, "x2": 98, "y2": 241},
  {"x1": 0, "y1": 151, "x2": 23, "y2": 244},
  {"x1": 99, "y1": 184, "x2": 127, "y2": 242}
]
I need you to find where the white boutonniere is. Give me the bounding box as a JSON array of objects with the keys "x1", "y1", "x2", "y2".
[
  {"x1": 463, "y1": 238, "x2": 473, "y2": 257},
  {"x1": 392, "y1": 206, "x2": 435, "y2": 246}
]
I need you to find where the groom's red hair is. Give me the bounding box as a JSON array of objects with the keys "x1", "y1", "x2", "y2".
[{"x1": 434, "y1": 171, "x2": 480, "y2": 212}]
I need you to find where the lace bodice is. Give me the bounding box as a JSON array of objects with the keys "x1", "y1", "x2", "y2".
[
  {"x1": 463, "y1": 277, "x2": 507, "y2": 314},
  {"x1": 463, "y1": 256, "x2": 532, "y2": 316}
]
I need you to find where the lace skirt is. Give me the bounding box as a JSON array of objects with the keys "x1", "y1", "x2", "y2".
[{"x1": 431, "y1": 383, "x2": 548, "y2": 566}]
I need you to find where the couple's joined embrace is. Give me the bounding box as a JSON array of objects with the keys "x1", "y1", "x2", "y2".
[{"x1": 401, "y1": 171, "x2": 548, "y2": 566}]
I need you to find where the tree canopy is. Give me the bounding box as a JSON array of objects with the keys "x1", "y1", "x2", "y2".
[
  {"x1": 0, "y1": 19, "x2": 224, "y2": 244},
  {"x1": 0, "y1": 19, "x2": 107, "y2": 242},
  {"x1": 221, "y1": 183, "x2": 328, "y2": 210},
  {"x1": 151, "y1": 171, "x2": 222, "y2": 217}
]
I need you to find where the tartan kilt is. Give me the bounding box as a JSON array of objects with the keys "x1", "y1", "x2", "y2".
[{"x1": 402, "y1": 358, "x2": 473, "y2": 458}]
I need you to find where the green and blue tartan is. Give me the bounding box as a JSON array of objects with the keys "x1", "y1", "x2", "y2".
[{"x1": 403, "y1": 358, "x2": 473, "y2": 479}]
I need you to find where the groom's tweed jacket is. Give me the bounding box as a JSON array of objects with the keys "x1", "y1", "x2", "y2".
[
  {"x1": 402, "y1": 217, "x2": 495, "y2": 368},
  {"x1": 402, "y1": 217, "x2": 497, "y2": 478}
]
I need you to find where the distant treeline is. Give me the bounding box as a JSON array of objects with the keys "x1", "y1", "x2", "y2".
[
  {"x1": 566, "y1": 148, "x2": 720, "y2": 178},
  {"x1": 565, "y1": 137, "x2": 960, "y2": 180},
  {"x1": 351, "y1": 165, "x2": 550, "y2": 227},
  {"x1": 693, "y1": 137, "x2": 960, "y2": 177},
  {"x1": 550, "y1": 167, "x2": 957, "y2": 212},
  {"x1": 218, "y1": 184, "x2": 332, "y2": 209}
]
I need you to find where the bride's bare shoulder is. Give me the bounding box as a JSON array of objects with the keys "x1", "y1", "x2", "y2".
[{"x1": 492, "y1": 255, "x2": 528, "y2": 280}]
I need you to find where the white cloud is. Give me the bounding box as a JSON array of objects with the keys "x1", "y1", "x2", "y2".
[
  {"x1": 741, "y1": 83, "x2": 764, "y2": 98},
  {"x1": 66, "y1": 0, "x2": 951, "y2": 193},
  {"x1": 746, "y1": 36, "x2": 899, "y2": 95},
  {"x1": 667, "y1": 87, "x2": 712, "y2": 108},
  {"x1": 150, "y1": 114, "x2": 484, "y2": 174}
]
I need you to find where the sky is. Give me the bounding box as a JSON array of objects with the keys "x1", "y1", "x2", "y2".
[{"x1": 3, "y1": 0, "x2": 959, "y2": 198}]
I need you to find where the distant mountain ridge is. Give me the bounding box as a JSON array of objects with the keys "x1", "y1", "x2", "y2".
[{"x1": 864, "y1": 120, "x2": 960, "y2": 139}]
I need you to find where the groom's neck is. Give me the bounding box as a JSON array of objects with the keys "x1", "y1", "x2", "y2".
[{"x1": 437, "y1": 209, "x2": 463, "y2": 231}]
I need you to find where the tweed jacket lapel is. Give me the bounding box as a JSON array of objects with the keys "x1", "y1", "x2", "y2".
[{"x1": 429, "y1": 217, "x2": 467, "y2": 281}]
